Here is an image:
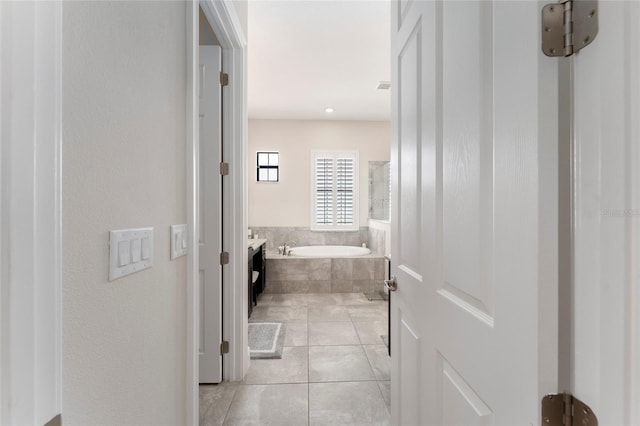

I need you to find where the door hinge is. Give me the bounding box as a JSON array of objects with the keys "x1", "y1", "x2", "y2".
[
  {"x1": 220, "y1": 72, "x2": 229, "y2": 86},
  {"x1": 220, "y1": 340, "x2": 230, "y2": 355},
  {"x1": 220, "y1": 251, "x2": 229, "y2": 265},
  {"x1": 541, "y1": 393, "x2": 598, "y2": 426},
  {"x1": 220, "y1": 162, "x2": 229, "y2": 176},
  {"x1": 541, "y1": 0, "x2": 598, "y2": 57}
]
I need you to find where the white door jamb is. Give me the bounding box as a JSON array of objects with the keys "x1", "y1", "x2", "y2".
[
  {"x1": 186, "y1": 1, "x2": 247, "y2": 424},
  {"x1": 0, "y1": 1, "x2": 63, "y2": 424}
]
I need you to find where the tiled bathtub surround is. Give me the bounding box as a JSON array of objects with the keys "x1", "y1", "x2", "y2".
[
  {"x1": 367, "y1": 226, "x2": 386, "y2": 256},
  {"x1": 368, "y1": 161, "x2": 390, "y2": 221},
  {"x1": 249, "y1": 227, "x2": 369, "y2": 251},
  {"x1": 265, "y1": 255, "x2": 386, "y2": 294}
]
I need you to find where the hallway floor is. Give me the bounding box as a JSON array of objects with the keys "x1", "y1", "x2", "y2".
[{"x1": 199, "y1": 292, "x2": 390, "y2": 425}]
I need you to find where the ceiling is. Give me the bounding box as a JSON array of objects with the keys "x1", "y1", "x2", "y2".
[{"x1": 247, "y1": 1, "x2": 391, "y2": 121}]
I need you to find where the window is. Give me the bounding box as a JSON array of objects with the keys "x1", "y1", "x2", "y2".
[
  {"x1": 257, "y1": 151, "x2": 279, "y2": 182},
  {"x1": 311, "y1": 150, "x2": 359, "y2": 231}
]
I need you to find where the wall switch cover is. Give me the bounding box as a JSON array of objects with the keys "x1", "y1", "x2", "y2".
[
  {"x1": 131, "y1": 238, "x2": 141, "y2": 263},
  {"x1": 117, "y1": 240, "x2": 131, "y2": 267},
  {"x1": 141, "y1": 237, "x2": 151, "y2": 260},
  {"x1": 170, "y1": 224, "x2": 188, "y2": 260},
  {"x1": 109, "y1": 228, "x2": 153, "y2": 281}
]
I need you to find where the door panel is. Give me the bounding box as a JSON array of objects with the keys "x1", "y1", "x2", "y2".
[
  {"x1": 440, "y1": 356, "x2": 493, "y2": 425},
  {"x1": 442, "y1": 1, "x2": 493, "y2": 316},
  {"x1": 397, "y1": 22, "x2": 422, "y2": 278},
  {"x1": 199, "y1": 45, "x2": 222, "y2": 384},
  {"x1": 397, "y1": 315, "x2": 421, "y2": 426},
  {"x1": 391, "y1": 1, "x2": 558, "y2": 423}
]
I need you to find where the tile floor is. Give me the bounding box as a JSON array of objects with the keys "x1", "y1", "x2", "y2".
[{"x1": 200, "y1": 292, "x2": 390, "y2": 426}]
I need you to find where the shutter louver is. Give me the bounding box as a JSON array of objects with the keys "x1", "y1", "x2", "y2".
[
  {"x1": 336, "y1": 158, "x2": 354, "y2": 225},
  {"x1": 315, "y1": 158, "x2": 333, "y2": 225}
]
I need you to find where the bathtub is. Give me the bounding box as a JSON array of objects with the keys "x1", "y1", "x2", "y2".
[
  {"x1": 288, "y1": 245, "x2": 371, "y2": 258},
  {"x1": 265, "y1": 245, "x2": 384, "y2": 293}
]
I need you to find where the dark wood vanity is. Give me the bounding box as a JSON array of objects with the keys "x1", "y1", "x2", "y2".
[{"x1": 247, "y1": 240, "x2": 266, "y2": 317}]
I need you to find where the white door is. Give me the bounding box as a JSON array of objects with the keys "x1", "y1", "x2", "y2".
[
  {"x1": 199, "y1": 45, "x2": 223, "y2": 384},
  {"x1": 390, "y1": 1, "x2": 559, "y2": 423},
  {"x1": 572, "y1": 1, "x2": 640, "y2": 422}
]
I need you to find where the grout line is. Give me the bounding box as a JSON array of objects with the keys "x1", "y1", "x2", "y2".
[{"x1": 220, "y1": 383, "x2": 240, "y2": 425}]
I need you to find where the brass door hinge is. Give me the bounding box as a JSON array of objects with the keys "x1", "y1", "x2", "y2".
[
  {"x1": 220, "y1": 72, "x2": 229, "y2": 86},
  {"x1": 541, "y1": 393, "x2": 598, "y2": 425},
  {"x1": 220, "y1": 162, "x2": 229, "y2": 176},
  {"x1": 542, "y1": 0, "x2": 598, "y2": 57},
  {"x1": 220, "y1": 340, "x2": 230, "y2": 355},
  {"x1": 220, "y1": 251, "x2": 229, "y2": 265},
  {"x1": 44, "y1": 414, "x2": 62, "y2": 426}
]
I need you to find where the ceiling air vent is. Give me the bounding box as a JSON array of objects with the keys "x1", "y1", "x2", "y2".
[{"x1": 376, "y1": 81, "x2": 391, "y2": 90}]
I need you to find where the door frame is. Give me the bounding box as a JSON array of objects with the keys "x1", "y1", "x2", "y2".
[
  {"x1": 186, "y1": 1, "x2": 247, "y2": 424},
  {"x1": 0, "y1": 1, "x2": 63, "y2": 424}
]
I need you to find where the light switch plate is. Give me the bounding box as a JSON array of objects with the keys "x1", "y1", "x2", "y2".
[
  {"x1": 170, "y1": 224, "x2": 188, "y2": 260},
  {"x1": 109, "y1": 227, "x2": 153, "y2": 281}
]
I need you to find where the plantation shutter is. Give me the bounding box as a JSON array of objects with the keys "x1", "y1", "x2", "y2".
[
  {"x1": 315, "y1": 157, "x2": 333, "y2": 225},
  {"x1": 311, "y1": 151, "x2": 358, "y2": 231},
  {"x1": 336, "y1": 158, "x2": 354, "y2": 224}
]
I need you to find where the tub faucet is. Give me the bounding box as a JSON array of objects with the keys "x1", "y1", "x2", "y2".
[{"x1": 282, "y1": 240, "x2": 297, "y2": 256}]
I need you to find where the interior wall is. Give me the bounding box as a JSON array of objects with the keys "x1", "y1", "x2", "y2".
[
  {"x1": 229, "y1": 0, "x2": 248, "y2": 39},
  {"x1": 248, "y1": 119, "x2": 390, "y2": 227},
  {"x1": 62, "y1": 2, "x2": 187, "y2": 424}
]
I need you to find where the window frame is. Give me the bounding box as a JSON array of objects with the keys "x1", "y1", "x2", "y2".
[
  {"x1": 256, "y1": 151, "x2": 280, "y2": 183},
  {"x1": 310, "y1": 150, "x2": 359, "y2": 231}
]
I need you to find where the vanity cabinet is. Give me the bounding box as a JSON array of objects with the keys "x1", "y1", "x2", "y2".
[{"x1": 247, "y1": 241, "x2": 266, "y2": 318}]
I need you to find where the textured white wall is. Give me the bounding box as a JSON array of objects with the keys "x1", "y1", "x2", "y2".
[
  {"x1": 230, "y1": 0, "x2": 248, "y2": 39},
  {"x1": 248, "y1": 119, "x2": 390, "y2": 227},
  {"x1": 62, "y1": 2, "x2": 187, "y2": 424}
]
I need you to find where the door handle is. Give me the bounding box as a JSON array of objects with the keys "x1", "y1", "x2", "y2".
[{"x1": 384, "y1": 276, "x2": 398, "y2": 292}]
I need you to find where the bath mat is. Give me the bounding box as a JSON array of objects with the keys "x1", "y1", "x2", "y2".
[{"x1": 248, "y1": 321, "x2": 287, "y2": 359}]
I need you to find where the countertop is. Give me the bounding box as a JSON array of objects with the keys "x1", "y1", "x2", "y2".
[{"x1": 248, "y1": 238, "x2": 267, "y2": 251}]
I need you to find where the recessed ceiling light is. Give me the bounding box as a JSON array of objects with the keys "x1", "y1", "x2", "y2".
[
  {"x1": 324, "y1": 107, "x2": 335, "y2": 113},
  {"x1": 376, "y1": 81, "x2": 392, "y2": 90}
]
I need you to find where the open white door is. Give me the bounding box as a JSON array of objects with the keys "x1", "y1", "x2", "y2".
[
  {"x1": 199, "y1": 45, "x2": 223, "y2": 384},
  {"x1": 390, "y1": 0, "x2": 559, "y2": 423},
  {"x1": 571, "y1": 1, "x2": 640, "y2": 422}
]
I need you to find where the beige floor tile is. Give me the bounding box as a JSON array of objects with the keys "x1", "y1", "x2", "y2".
[
  {"x1": 309, "y1": 345, "x2": 375, "y2": 382},
  {"x1": 338, "y1": 292, "x2": 374, "y2": 305},
  {"x1": 250, "y1": 305, "x2": 308, "y2": 322},
  {"x1": 243, "y1": 346, "x2": 308, "y2": 384},
  {"x1": 378, "y1": 381, "x2": 391, "y2": 411},
  {"x1": 199, "y1": 383, "x2": 238, "y2": 426},
  {"x1": 218, "y1": 293, "x2": 392, "y2": 425},
  {"x1": 284, "y1": 321, "x2": 308, "y2": 347},
  {"x1": 257, "y1": 293, "x2": 307, "y2": 307},
  {"x1": 224, "y1": 384, "x2": 308, "y2": 425},
  {"x1": 308, "y1": 321, "x2": 360, "y2": 346},
  {"x1": 353, "y1": 320, "x2": 388, "y2": 345},
  {"x1": 305, "y1": 293, "x2": 342, "y2": 306},
  {"x1": 364, "y1": 345, "x2": 390, "y2": 381},
  {"x1": 309, "y1": 381, "x2": 390, "y2": 426},
  {"x1": 347, "y1": 305, "x2": 388, "y2": 321},
  {"x1": 308, "y1": 305, "x2": 350, "y2": 321}
]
